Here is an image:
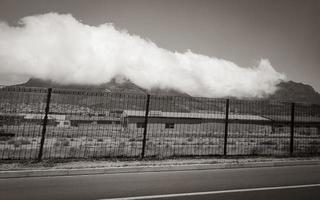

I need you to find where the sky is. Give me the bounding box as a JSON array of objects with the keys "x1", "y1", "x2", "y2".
[{"x1": 0, "y1": 0, "x2": 319, "y2": 92}]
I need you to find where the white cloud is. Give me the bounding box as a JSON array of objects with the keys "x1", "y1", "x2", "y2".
[{"x1": 0, "y1": 13, "x2": 286, "y2": 98}]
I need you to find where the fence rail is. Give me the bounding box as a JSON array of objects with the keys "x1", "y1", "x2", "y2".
[{"x1": 0, "y1": 86, "x2": 319, "y2": 160}]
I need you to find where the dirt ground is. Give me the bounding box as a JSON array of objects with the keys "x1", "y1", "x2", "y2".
[{"x1": 1, "y1": 156, "x2": 319, "y2": 171}]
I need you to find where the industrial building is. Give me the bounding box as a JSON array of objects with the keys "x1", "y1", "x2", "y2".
[{"x1": 120, "y1": 110, "x2": 273, "y2": 133}]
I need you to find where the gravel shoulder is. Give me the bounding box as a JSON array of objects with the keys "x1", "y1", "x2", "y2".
[{"x1": 1, "y1": 156, "x2": 320, "y2": 171}]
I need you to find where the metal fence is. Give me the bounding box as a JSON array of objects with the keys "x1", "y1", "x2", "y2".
[{"x1": 0, "y1": 86, "x2": 319, "y2": 160}]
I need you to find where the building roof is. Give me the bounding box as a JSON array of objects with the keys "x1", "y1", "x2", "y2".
[
  {"x1": 122, "y1": 110, "x2": 270, "y2": 121},
  {"x1": 25, "y1": 114, "x2": 66, "y2": 120},
  {"x1": 66, "y1": 115, "x2": 119, "y2": 121},
  {"x1": 263, "y1": 115, "x2": 320, "y2": 123},
  {"x1": 0, "y1": 113, "x2": 119, "y2": 121}
]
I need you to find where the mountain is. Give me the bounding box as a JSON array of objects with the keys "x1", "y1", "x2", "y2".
[
  {"x1": 15, "y1": 78, "x2": 147, "y2": 94},
  {"x1": 268, "y1": 81, "x2": 320, "y2": 105},
  {"x1": 15, "y1": 78, "x2": 191, "y2": 97},
  {"x1": 13, "y1": 78, "x2": 320, "y2": 104}
]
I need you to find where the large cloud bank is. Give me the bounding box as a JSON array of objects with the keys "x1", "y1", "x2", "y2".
[{"x1": 0, "y1": 13, "x2": 285, "y2": 98}]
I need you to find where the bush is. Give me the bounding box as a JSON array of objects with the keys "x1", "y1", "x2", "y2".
[
  {"x1": 14, "y1": 143, "x2": 20, "y2": 148},
  {"x1": 0, "y1": 130, "x2": 15, "y2": 141},
  {"x1": 251, "y1": 146, "x2": 263, "y2": 155},
  {"x1": 306, "y1": 141, "x2": 320, "y2": 154},
  {"x1": 308, "y1": 140, "x2": 320, "y2": 145},
  {"x1": 118, "y1": 141, "x2": 126, "y2": 148},
  {"x1": 0, "y1": 136, "x2": 11, "y2": 141},
  {"x1": 7, "y1": 138, "x2": 30, "y2": 146},
  {"x1": 62, "y1": 139, "x2": 70, "y2": 146},
  {"x1": 54, "y1": 141, "x2": 60, "y2": 147},
  {"x1": 208, "y1": 140, "x2": 216, "y2": 145},
  {"x1": 7, "y1": 139, "x2": 16, "y2": 145},
  {"x1": 259, "y1": 140, "x2": 275, "y2": 145},
  {"x1": 187, "y1": 137, "x2": 193, "y2": 142},
  {"x1": 69, "y1": 147, "x2": 80, "y2": 157},
  {"x1": 128, "y1": 138, "x2": 136, "y2": 142},
  {"x1": 20, "y1": 138, "x2": 31, "y2": 145},
  {"x1": 54, "y1": 138, "x2": 70, "y2": 147}
]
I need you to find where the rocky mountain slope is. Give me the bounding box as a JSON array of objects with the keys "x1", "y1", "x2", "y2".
[{"x1": 14, "y1": 78, "x2": 320, "y2": 104}]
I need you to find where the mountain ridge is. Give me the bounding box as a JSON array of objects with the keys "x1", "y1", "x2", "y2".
[{"x1": 13, "y1": 78, "x2": 320, "y2": 105}]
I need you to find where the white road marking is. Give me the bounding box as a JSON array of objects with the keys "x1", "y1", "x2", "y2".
[{"x1": 99, "y1": 183, "x2": 320, "y2": 200}]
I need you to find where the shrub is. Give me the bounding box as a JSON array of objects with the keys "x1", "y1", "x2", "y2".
[
  {"x1": 130, "y1": 142, "x2": 136, "y2": 147},
  {"x1": 251, "y1": 146, "x2": 263, "y2": 155},
  {"x1": 8, "y1": 138, "x2": 31, "y2": 148},
  {"x1": 69, "y1": 147, "x2": 80, "y2": 157},
  {"x1": 308, "y1": 140, "x2": 320, "y2": 145},
  {"x1": 0, "y1": 136, "x2": 11, "y2": 141},
  {"x1": 299, "y1": 129, "x2": 311, "y2": 136},
  {"x1": 7, "y1": 139, "x2": 16, "y2": 145},
  {"x1": 181, "y1": 141, "x2": 187, "y2": 145},
  {"x1": 259, "y1": 140, "x2": 275, "y2": 145},
  {"x1": 66, "y1": 135, "x2": 73, "y2": 138},
  {"x1": 0, "y1": 130, "x2": 15, "y2": 141},
  {"x1": 187, "y1": 137, "x2": 193, "y2": 142},
  {"x1": 20, "y1": 139, "x2": 31, "y2": 145},
  {"x1": 54, "y1": 138, "x2": 70, "y2": 147},
  {"x1": 62, "y1": 139, "x2": 70, "y2": 146},
  {"x1": 7, "y1": 138, "x2": 30, "y2": 146},
  {"x1": 118, "y1": 141, "x2": 126, "y2": 148},
  {"x1": 128, "y1": 138, "x2": 136, "y2": 142},
  {"x1": 306, "y1": 141, "x2": 320, "y2": 154},
  {"x1": 208, "y1": 140, "x2": 215, "y2": 145},
  {"x1": 14, "y1": 143, "x2": 20, "y2": 148}
]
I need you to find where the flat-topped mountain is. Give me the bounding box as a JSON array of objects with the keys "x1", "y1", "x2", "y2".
[{"x1": 13, "y1": 78, "x2": 320, "y2": 105}]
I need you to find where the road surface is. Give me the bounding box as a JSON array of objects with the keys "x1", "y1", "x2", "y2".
[{"x1": 0, "y1": 165, "x2": 319, "y2": 200}]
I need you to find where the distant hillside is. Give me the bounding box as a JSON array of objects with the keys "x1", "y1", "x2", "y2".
[
  {"x1": 16, "y1": 78, "x2": 146, "y2": 94},
  {"x1": 15, "y1": 78, "x2": 190, "y2": 97},
  {"x1": 14, "y1": 78, "x2": 320, "y2": 105},
  {"x1": 268, "y1": 81, "x2": 320, "y2": 105}
]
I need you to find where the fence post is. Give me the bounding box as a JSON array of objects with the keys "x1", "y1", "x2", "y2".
[
  {"x1": 290, "y1": 102, "x2": 295, "y2": 156},
  {"x1": 37, "y1": 88, "x2": 52, "y2": 161},
  {"x1": 224, "y1": 99, "x2": 230, "y2": 156},
  {"x1": 141, "y1": 94, "x2": 150, "y2": 159}
]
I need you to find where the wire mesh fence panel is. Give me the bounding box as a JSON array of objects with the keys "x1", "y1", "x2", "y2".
[
  {"x1": 293, "y1": 103, "x2": 320, "y2": 155},
  {"x1": 41, "y1": 89, "x2": 147, "y2": 159},
  {"x1": 0, "y1": 86, "x2": 48, "y2": 160},
  {"x1": 1, "y1": 85, "x2": 319, "y2": 160},
  {"x1": 226, "y1": 99, "x2": 292, "y2": 156},
  {"x1": 144, "y1": 95, "x2": 226, "y2": 158}
]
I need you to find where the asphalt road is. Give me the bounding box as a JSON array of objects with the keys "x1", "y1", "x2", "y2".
[{"x1": 0, "y1": 165, "x2": 319, "y2": 200}]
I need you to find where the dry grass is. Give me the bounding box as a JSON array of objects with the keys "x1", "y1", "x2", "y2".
[{"x1": 0, "y1": 124, "x2": 319, "y2": 159}]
